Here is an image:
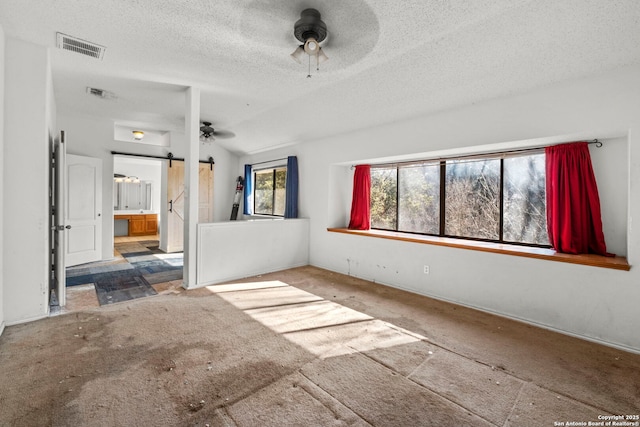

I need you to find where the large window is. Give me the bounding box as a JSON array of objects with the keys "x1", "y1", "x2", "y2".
[
  {"x1": 254, "y1": 166, "x2": 287, "y2": 216},
  {"x1": 370, "y1": 152, "x2": 550, "y2": 246}
]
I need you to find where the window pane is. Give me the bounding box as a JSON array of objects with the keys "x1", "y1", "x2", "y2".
[
  {"x1": 445, "y1": 159, "x2": 500, "y2": 239},
  {"x1": 398, "y1": 164, "x2": 440, "y2": 234},
  {"x1": 503, "y1": 154, "x2": 549, "y2": 245},
  {"x1": 254, "y1": 169, "x2": 274, "y2": 215},
  {"x1": 370, "y1": 168, "x2": 397, "y2": 229},
  {"x1": 274, "y1": 167, "x2": 287, "y2": 216},
  {"x1": 254, "y1": 167, "x2": 287, "y2": 216}
]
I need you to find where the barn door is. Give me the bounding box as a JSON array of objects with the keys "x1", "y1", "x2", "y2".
[
  {"x1": 166, "y1": 161, "x2": 185, "y2": 253},
  {"x1": 166, "y1": 161, "x2": 214, "y2": 253}
]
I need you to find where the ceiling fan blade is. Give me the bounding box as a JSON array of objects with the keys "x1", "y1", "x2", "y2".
[{"x1": 213, "y1": 130, "x2": 235, "y2": 139}]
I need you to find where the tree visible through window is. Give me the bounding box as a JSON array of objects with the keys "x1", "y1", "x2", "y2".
[
  {"x1": 254, "y1": 167, "x2": 287, "y2": 216},
  {"x1": 398, "y1": 164, "x2": 440, "y2": 234},
  {"x1": 370, "y1": 152, "x2": 550, "y2": 247},
  {"x1": 503, "y1": 154, "x2": 548, "y2": 245},
  {"x1": 370, "y1": 168, "x2": 397, "y2": 229},
  {"x1": 445, "y1": 158, "x2": 500, "y2": 240}
]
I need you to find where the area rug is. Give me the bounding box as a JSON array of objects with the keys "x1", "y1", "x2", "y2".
[
  {"x1": 66, "y1": 240, "x2": 182, "y2": 305},
  {"x1": 94, "y1": 270, "x2": 157, "y2": 305}
]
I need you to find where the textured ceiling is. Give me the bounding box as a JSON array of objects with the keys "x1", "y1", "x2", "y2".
[{"x1": 2, "y1": 0, "x2": 640, "y2": 154}]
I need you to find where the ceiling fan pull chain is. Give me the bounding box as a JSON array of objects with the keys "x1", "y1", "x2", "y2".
[{"x1": 307, "y1": 54, "x2": 312, "y2": 78}]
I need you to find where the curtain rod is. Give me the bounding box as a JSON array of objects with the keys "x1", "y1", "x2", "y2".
[
  {"x1": 352, "y1": 139, "x2": 602, "y2": 169},
  {"x1": 111, "y1": 151, "x2": 215, "y2": 169},
  {"x1": 250, "y1": 157, "x2": 288, "y2": 167}
]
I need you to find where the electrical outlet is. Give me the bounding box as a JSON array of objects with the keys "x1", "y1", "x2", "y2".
[{"x1": 423, "y1": 265, "x2": 430, "y2": 274}]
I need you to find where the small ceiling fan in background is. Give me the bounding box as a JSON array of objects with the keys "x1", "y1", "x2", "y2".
[{"x1": 200, "y1": 121, "x2": 235, "y2": 143}]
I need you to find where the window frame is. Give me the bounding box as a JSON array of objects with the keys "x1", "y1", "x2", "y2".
[
  {"x1": 370, "y1": 151, "x2": 551, "y2": 249},
  {"x1": 252, "y1": 165, "x2": 287, "y2": 217}
]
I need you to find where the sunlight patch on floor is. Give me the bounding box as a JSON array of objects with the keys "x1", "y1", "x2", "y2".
[{"x1": 206, "y1": 280, "x2": 425, "y2": 358}]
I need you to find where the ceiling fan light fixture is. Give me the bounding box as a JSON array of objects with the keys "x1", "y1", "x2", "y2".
[
  {"x1": 304, "y1": 37, "x2": 319, "y2": 55},
  {"x1": 200, "y1": 132, "x2": 214, "y2": 142},
  {"x1": 292, "y1": 8, "x2": 329, "y2": 77},
  {"x1": 317, "y1": 47, "x2": 329, "y2": 64},
  {"x1": 132, "y1": 130, "x2": 144, "y2": 140},
  {"x1": 199, "y1": 120, "x2": 235, "y2": 143},
  {"x1": 290, "y1": 45, "x2": 305, "y2": 63},
  {"x1": 200, "y1": 121, "x2": 214, "y2": 139}
]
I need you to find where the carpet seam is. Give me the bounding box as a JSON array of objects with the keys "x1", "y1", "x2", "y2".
[
  {"x1": 298, "y1": 370, "x2": 377, "y2": 427},
  {"x1": 355, "y1": 347, "x2": 502, "y2": 426},
  {"x1": 502, "y1": 381, "x2": 526, "y2": 427},
  {"x1": 296, "y1": 372, "x2": 373, "y2": 426},
  {"x1": 209, "y1": 284, "x2": 292, "y2": 294},
  {"x1": 217, "y1": 406, "x2": 239, "y2": 427},
  {"x1": 420, "y1": 340, "x2": 617, "y2": 416},
  {"x1": 279, "y1": 318, "x2": 374, "y2": 335},
  {"x1": 230, "y1": 297, "x2": 326, "y2": 311}
]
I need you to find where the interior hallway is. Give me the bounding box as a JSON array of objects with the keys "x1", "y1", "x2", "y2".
[{"x1": 3, "y1": 266, "x2": 638, "y2": 425}]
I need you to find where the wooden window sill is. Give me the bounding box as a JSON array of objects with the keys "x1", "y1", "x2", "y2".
[{"x1": 327, "y1": 228, "x2": 630, "y2": 271}]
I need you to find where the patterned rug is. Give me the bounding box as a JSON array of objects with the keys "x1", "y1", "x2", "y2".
[{"x1": 66, "y1": 240, "x2": 183, "y2": 305}]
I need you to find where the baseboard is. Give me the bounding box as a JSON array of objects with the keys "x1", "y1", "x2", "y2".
[
  {"x1": 194, "y1": 262, "x2": 309, "y2": 289},
  {"x1": 0, "y1": 321, "x2": 5, "y2": 337},
  {"x1": 408, "y1": 287, "x2": 640, "y2": 355},
  {"x1": 311, "y1": 263, "x2": 640, "y2": 355},
  {"x1": 5, "y1": 314, "x2": 48, "y2": 327}
]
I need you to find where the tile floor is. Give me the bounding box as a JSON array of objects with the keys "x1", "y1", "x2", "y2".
[{"x1": 58, "y1": 235, "x2": 185, "y2": 314}]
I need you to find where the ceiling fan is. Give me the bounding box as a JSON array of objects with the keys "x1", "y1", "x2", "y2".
[{"x1": 199, "y1": 121, "x2": 235, "y2": 142}]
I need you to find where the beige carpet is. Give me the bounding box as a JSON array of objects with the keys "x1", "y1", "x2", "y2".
[{"x1": 0, "y1": 266, "x2": 638, "y2": 426}]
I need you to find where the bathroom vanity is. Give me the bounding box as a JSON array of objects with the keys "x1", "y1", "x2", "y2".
[
  {"x1": 114, "y1": 213, "x2": 157, "y2": 236},
  {"x1": 114, "y1": 176, "x2": 158, "y2": 236}
]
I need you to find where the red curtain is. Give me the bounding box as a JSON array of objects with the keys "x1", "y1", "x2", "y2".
[
  {"x1": 348, "y1": 165, "x2": 371, "y2": 230},
  {"x1": 545, "y1": 142, "x2": 611, "y2": 256}
]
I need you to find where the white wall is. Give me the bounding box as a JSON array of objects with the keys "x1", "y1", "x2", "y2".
[
  {"x1": 3, "y1": 38, "x2": 54, "y2": 324},
  {"x1": 242, "y1": 64, "x2": 640, "y2": 353},
  {"x1": 197, "y1": 218, "x2": 309, "y2": 285},
  {"x1": 0, "y1": 24, "x2": 5, "y2": 335},
  {"x1": 57, "y1": 113, "x2": 240, "y2": 260}
]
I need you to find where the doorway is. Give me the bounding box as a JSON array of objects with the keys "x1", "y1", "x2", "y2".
[
  {"x1": 59, "y1": 156, "x2": 179, "y2": 312},
  {"x1": 57, "y1": 156, "x2": 214, "y2": 312},
  {"x1": 49, "y1": 141, "x2": 104, "y2": 311}
]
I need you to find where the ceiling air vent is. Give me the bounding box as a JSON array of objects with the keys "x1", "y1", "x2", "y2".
[{"x1": 56, "y1": 33, "x2": 105, "y2": 60}]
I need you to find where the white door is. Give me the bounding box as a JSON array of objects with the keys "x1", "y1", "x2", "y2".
[
  {"x1": 65, "y1": 154, "x2": 103, "y2": 267},
  {"x1": 51, "y1": 131, "x2": 67, "y2": 306}
]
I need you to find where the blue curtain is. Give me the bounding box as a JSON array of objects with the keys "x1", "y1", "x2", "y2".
[
  {"x1": 284, "y1": 156, "x2": 299, "y2": 218},
  {"x1": 243, "y1": 164, "x2": 253, "y2": 215}
]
